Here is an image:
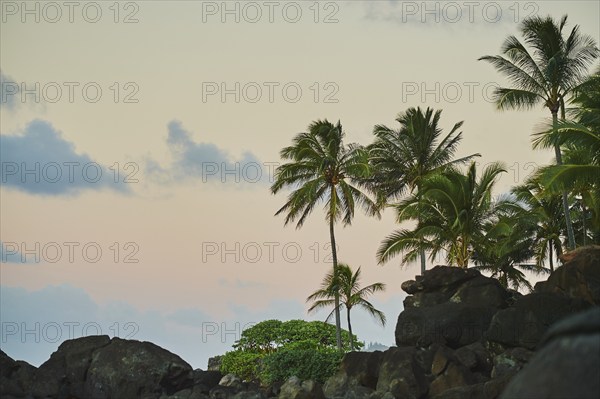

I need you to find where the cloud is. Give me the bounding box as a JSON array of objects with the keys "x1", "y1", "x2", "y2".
[
  {"x1": 0, "y1": 283, "x2": 302, "y2": 369},
  {"x1": 168, "y1": 308, "x2": 214, "y2": 328},
  {"x1": 0, "y1": 71, "x2": 20, "y2": 111},
  {"x1": 0, "y1": 120, "x2": 131, "y2": 196},
  {"x1": 146, "y1": 121, "x2": 273, "y2": 186},
  {"x1": 0, "y1": 241, "x2": 33, "y2": 264}
]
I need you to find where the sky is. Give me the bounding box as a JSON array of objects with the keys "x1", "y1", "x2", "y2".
[{"x1": 1, "y1": 0, "x2": 599, "y2": 369}]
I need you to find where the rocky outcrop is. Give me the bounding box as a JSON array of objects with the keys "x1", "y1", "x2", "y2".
[
  {"x1": 322, "y1": 246, "x2": 599, "y2": 399},
  {"x1": 500, "y1": 306, "x2": 600, "y2": 398},
  {"x1": 323, "y1": 351, "x2": 383, "y2": 397},
  {"x1": 0, "y1": 350, "x2": 36, "y2": 398},
  {"x1": 535, "y1": 244, "x2": 600, "y2": 305},
  {"x1": 1, "y1": 336, "x2": 223, "y2": 399},
  {"x1": 279, "y1": 376, "x2": 325, "y2": 399},
  {"x1": 84, "y1": 337, "x2": 194, "y2": 398},
  {"x1": 396, "y1": 268, "x2": 510, "y2": 348}
]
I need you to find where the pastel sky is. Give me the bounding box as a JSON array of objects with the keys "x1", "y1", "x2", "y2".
[{"x1": 1, "y1": 1, "x2": 598, "y2": 368}]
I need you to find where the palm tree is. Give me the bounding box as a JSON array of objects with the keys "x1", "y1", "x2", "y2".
[
  {"x1": 368, "y1": 107, "x2": 479, "y2": 274},
  {"x1": 306, "y1": 263, "x2": 386, "y2": 351},
  {"x1": 472, "y1": 212, "x2": 550, "y2": 291},
  {"x1": 531, "y1": 69, "x2": 600, "y2": 244},
  {"x1": 479, "y1": 14, "x2": 599, "y2": 250},
  {"x1": 378, "y1": 162, "x2": 507, "y2": 268},
  {"x1": 271, "y1": 120, "x2": 379, "y2": 350},
  {"x1": 512, "y1": 180, "x2": 565, "y2": 271}
]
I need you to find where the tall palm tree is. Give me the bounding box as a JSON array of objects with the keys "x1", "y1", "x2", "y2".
[
  {"x1": 368, "y1": 107, "x2": 479, "y2": 274},
  {"x1": 479, "y1": 14, "x2": 599, "y2": 250},
  {"x1": 531, "y1": 69, "x2": 600, "y2": 244},
  {"x1": 271, "y1": 120, "x2": 379, "y2": 350},
  {"x1": 512, "y1": 180, "x2": 565, "y2": 271},
  {"x1": 306, "y1": 263, "x2": 386, "y2": 351},
  {"x1": 378, "y1": 162, "x2": 507, "y2": 268}
]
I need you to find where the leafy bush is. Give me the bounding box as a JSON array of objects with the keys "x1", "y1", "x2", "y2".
[
  {"x1": 233, "y1": 319, "x2": 362, "y2": 352},
  {"x1": 261, "y1": 348, "x2": 344, "y2": 384},
  {"x1": 234, "y1": 319, "x2": 283, "y2": 352},
  {"x1": 220, "y1": 350, "x2": 262, "y2": 382},
  {"x1": 220, "y1": 319, "x2": 360, "y2": 384}
]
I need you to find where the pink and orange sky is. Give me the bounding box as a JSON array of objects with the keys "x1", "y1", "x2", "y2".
[{"x1": 1, "y1": 1, "x2": 599, "y2": 368}]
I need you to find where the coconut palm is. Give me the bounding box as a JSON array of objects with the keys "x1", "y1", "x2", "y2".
[
  {"x1": 472, "y1": 212, "x2": 550, "y2": 291},
  {"x1": 378, "y1": 162, "x2": 507, "y2": 268},
  {"x1": 367, "y1": 107, "x2": 479, "y2": 274},
  {"x1": 479, "y1": 14, "x2": 599, "y2": 250},
  {"x1": 532, "y1": 69, "x2": 600, "y2": 244},
  {"x1": 511, "y1": 180, "x2": 565, "y2": 271},
  {"x1": 271, "y1": 120, "x2": 379, "y2": 350},
  {"x1": 306, "y1": 263, "x2": 386, "y2": 351}
]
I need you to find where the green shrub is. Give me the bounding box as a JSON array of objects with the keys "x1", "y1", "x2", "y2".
[
  {"x1": 220, "y1": 350, "x2": 263, "y2": 382},
  {"x1": 219, "y1": 319, "x2": 359, "y2": 384},
  {"x1": 261, "y1": 348, "x2": 344, "y2": 384}
]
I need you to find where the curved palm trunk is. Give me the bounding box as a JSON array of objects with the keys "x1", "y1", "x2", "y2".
[
  {"x1": 346, "y1": 307, "x2": 354, "y2": 351},
  {"x1": 553, "y1": 111, "x2": 576, "y2": 250},
  {"x1": 329, "y1": 206, "x2": 343, "y2": 351}
]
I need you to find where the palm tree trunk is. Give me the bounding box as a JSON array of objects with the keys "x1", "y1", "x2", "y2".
[
  {"x1": 329, "y1": 211, "x2": 343, "y2": 351},
  {"x1": 548, "y1": 241, "x2": 554, "y2": 272},
  {"x1": 553, "y1": 112, "x2": 576, "y2": 250},
  {"x1": 581, "y1": 200, "x2": 588, "y2": 246},
  {"x1": 417, "y1": 188, "x2": 426, "y2": 275},
  {"x1": 346, "y1": 307, "x2": 354, "y2": 351}
]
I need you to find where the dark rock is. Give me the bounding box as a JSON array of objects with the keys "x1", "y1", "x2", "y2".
[
  {"x1": 490, "y1": 347, "x2": 532, "y2": 379},
  {"x1": 428, "y1": 345, "x2": 477, "y2": 397},
  {"x1": 454, "y1": 342, "x2": 490, "y2": 372},
  {"x1": 415, "y1": 266, "x2": 480, "y2": 292},
  {"x1": 402, "y1": 267, "x2": 481, "y2": 309},
  {"x1": 401, "y1": 280, "x2": 422, "y2": 295},
  {"x1": 535, "y1": 245, "x2": 600, "y2": 305},
  {"x1": 232, "y1": 391, "x2": 267, "y2": 399},
  {"x1": 430, "y1": 345, "x2": 453, "y2": 376},
  {"x1": 500, "y1": 307, "x2": 600, "y2": 399},
  {"x1": 0, "y1": 351, "x2": 36, "y2": 397},
  {"x1": 279, "y1": 376, "x2": 324, "y2": 399},
  {"x1": 161, "y1": 388, "x2": 193, "y2": 399},
  {"x1": 210, "y1": 385, "x2": 240, "y2": 399},
  {"x1": 31, "y1": 334, "x2": 111, "y2": 398},
  {"x1": 396, "y1": 302, "x2": 499, "y2": 348},
  {"x1": 208, "y1": 356, "x2": 223, "y2": 372},
  {"x1": 431, "y1": 373, "x2": 514, "y2": 399},
  {"x1": 265, "y1": 381, "x2": 283, "y2": 398},
  {"x1": 220, "y1": 374, "x2": 244, "y2": 391},
  {"x1": 192, "y1": 369, "x2": 223, "y2": 394},
  {"x1": 83, "y1": 337, "x2": 193, "y2": 399},
  {"x1": 449, "y1": 276, "x2": 509, "y2": 308},
  {"x1": 323, "y1": 351, "x2": 383, "y2": 397},
  {"x1": 396, "y1": 267, "x2": 509, "y2": 348},
  {"x1": 486, "y1": 292, "x2": 588, "y2": 349},
  {"x1": 375, "y1": 347, "x2": 428, "y2": 399},
  {"x1": 334, "y1": 385, "x2": 373, "y2": 399},
  {"x1": 428, "y1": 360, "x2": 475, "y2": 397}
]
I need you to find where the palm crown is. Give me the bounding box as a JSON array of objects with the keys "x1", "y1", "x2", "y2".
[{"x1": 271, "y1": 120, "x2": 378, "y2": 227}]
